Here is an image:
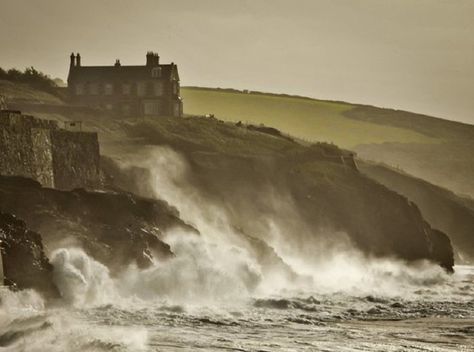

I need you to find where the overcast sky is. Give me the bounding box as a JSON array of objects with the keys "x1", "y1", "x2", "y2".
[{"x1": 1, "y1": 0, "x2": 473, "y2": 124}]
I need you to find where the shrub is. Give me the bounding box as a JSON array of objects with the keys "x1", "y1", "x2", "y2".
[{"x1": 0, "y1": 66, "x2": 58, "y2": 94}]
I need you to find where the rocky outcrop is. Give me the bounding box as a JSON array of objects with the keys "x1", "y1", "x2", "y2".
[
  {"x1": 0, "y1": 176, "x2": 194, "y2": 273},
  {"x1": 360, "y1": 162, "x2": 474, "y2": 262},
  {"x1": 0, "y1": 212, "x2": 58, "y2": 298},
  {"x1": 429, "y1": 228, "x2": 454, "y2": 272}
]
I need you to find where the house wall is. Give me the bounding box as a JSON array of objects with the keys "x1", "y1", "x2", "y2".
[{"x1": 69, "y1": 74, "x2": 182, "y2": 117}]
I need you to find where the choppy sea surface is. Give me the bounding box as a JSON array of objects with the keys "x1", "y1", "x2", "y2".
[{"x1": 1, "y1": 265, "x2": 473, "y2": 352}]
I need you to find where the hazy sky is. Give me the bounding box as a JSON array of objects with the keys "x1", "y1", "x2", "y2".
[{"x1": 1, "y1": 0, "x2": 473, "y2": 124}]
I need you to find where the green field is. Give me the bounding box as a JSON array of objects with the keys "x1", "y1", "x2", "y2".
[{"x1": 181, "y1": 87, "x2": 439, "y2": 148}]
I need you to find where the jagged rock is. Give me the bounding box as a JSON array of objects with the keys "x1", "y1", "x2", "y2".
[
  {"x1": 429, "y1": 228, "x2": 454, "y2": 272},
  {"x1": 0, "y1": 212, "x2": 58, "y2": 298},
  {"x1": 0, "y1": 175, "x2": 195, "y2": 273}
]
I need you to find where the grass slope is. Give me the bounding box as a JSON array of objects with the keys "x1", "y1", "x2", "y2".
[
  {"x1": 182, "y1": 87, "x2": 474, "y2": 197},
  {"x1": 2, "y1": 80, "x2": 473, "y2": 196},
  {"x1": 181, "y1": 87, "x2": 438, "y2": 148},
  {"x1": 0, "y1": 80, "x2": 63, "y2": 105}
]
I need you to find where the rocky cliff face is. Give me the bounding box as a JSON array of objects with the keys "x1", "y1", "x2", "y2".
[
  {"x1": 0, "y1": 176, "x2": 194, "y2": 273},
  {"x1": 114, "y1": 117, "x2": 455, "y2": 271},
  {"x1": 360, "y1": 161, "x2": 474, "y2": 263},
  {"x1": 0, "y1": 211, "x2": 58, "y2": 298}
]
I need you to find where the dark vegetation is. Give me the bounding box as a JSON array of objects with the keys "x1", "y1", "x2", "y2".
[{"x1": 0, "y1": 66, "x2": 58, "y2": 95}]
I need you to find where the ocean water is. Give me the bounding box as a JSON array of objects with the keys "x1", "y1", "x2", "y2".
[{"x1": 1, "y1": 263, "x2": 473, "y2": 352}]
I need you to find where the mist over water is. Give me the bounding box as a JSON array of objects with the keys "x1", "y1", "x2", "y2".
[
  {"x1": 1, "y1": 146, "x2": 473, "y2": 351},
  {"x1": 115, "y1": 147, "x2": 452, "y2": 299}
]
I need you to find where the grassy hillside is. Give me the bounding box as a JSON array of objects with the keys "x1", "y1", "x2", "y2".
[
  {"x1": 181, "y1": 87, "x2": 437, "y2": 148},
  {"x1": 2, "y1": 79, "x2": 473, "y2": 196},
  {"x1": 182, "y1": 87, "x2": 474, "y2": 197}
]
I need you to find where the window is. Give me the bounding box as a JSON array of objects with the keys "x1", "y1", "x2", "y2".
[
  {"x1": 122, "y1": 83, "x2": 131, "y2": 95},
  {"x1": 151, "y1": 67, "x2": 161, "y2": 78},
  {"x1": 137, "y1": 82, "x2": 147, "y2": 96},
  {"x1": 89, "y1": 83, "x2": 99, "y2": 95},
  {"x1": 153, "y1": 81, "x2": 163, "y2": 96},
  {"x1": 143, "y1": 101, "x2": 160, "y2": 115},
  {"x1": 104, "y1": 83, "x2": 113, "y2": 95},
  {"x1": 172, "y1": 81, "x2": 178, "y2": 95},
  {"x1": 105, "y1": 104, "x2": 113, "y2": 110},
  {"x1": 75, "y1": 84, "x2": 84, "y2": 95}
]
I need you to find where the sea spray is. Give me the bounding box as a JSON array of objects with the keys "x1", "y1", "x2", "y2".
[
  {"x1": 0, "y1": 253, "x2": 149, "y2": 352},
  {"x1": 51, "y1": 248, "x2": 117, "y2": 307},
  {"x1": 117, "y1": 228, "x2": 262, "y2": 304},
  {"x1": 107, "y1": 147, "x2": 453, "y2": 301},
  {"x1": 46, "y1": 146, "x2": 454, "y2": 307}
]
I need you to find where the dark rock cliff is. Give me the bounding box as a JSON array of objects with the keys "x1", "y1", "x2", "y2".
[
  {"x1": 189, "y1": 154, "x2": 455, "y2": 271},
  {"x1": 116, "y1": 117, "x2": 455, "y2": 271},
  {"x1": 0, "y1": 176, "x2": 194, "y2": 273},
  {"x1": 0, "y1": 211, "x2": 58, "y2": 298},
  {"x1": 360, "y1": 162, "x2": 474, "y2": 263}
]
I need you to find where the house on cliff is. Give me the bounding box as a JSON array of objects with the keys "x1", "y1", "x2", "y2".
[
  {"x1": 67, "y1": 52, "x2": 183, "y2": 117},
  {"x1": 0, "y1": 110, "x2": 101, "y2": 190}
]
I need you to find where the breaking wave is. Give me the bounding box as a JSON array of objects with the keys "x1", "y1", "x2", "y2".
[{"x1": 2, "y1": 146, "x2": 472, "y2": 351}]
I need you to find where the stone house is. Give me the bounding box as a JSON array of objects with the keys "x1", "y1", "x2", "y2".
[{"x1": 67, "y1": 52, "x2": 183, "y2": 117}]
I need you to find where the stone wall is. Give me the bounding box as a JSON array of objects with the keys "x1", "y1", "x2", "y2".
[
  {"x1": 0, "y1": 110, "x2": 100, "y2": 190},
  {"x1": 51, "y1": 130, "x2": 101, "y2": 189},
  {"x1": 31, "y1": 128, "x2": 55, "y2": 187},
  {"x1": 0, "y1": 120, "x2": 41, "y2": 184}
]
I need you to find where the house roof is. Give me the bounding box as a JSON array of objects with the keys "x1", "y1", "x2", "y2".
[{"x1": 68, "y1": 64, "x2": 177, "y2": 82}]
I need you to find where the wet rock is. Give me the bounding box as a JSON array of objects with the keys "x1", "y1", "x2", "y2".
[
  {"x1": 429, "y1": 228, "x2": 455, "y2": 273},
  {"x1": 367, "y1": 307, "x2": 381, "y2": 315},
  {"x1": 0, "y1": 175, "x2": 195, "y2": 273},
  {"x1": 365, "y1": 295, "x2": 387, "y2": 303},
  {"x1": 0, "y1": 212, "x2": 58, "y2": 298},
  {"x1": 254, "y1": 298, "x2": 293, "y2": 310}
]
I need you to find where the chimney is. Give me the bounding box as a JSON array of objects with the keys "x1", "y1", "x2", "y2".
[
  {"x1": 154, "y1": 53, "x2": 160, "y2": 66},
  {"x1": 76, "y1": 53, "x2": 81, "y2": 67},
  {"x1": 115, "y1": 59, "x2": 121, "y2": 67},
  {"x1": 70, "y1": 52, "x2": 76, "y2": 68},
  {"x1": 146, "y1": 51, "x2": 155, "y2": 66}
]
